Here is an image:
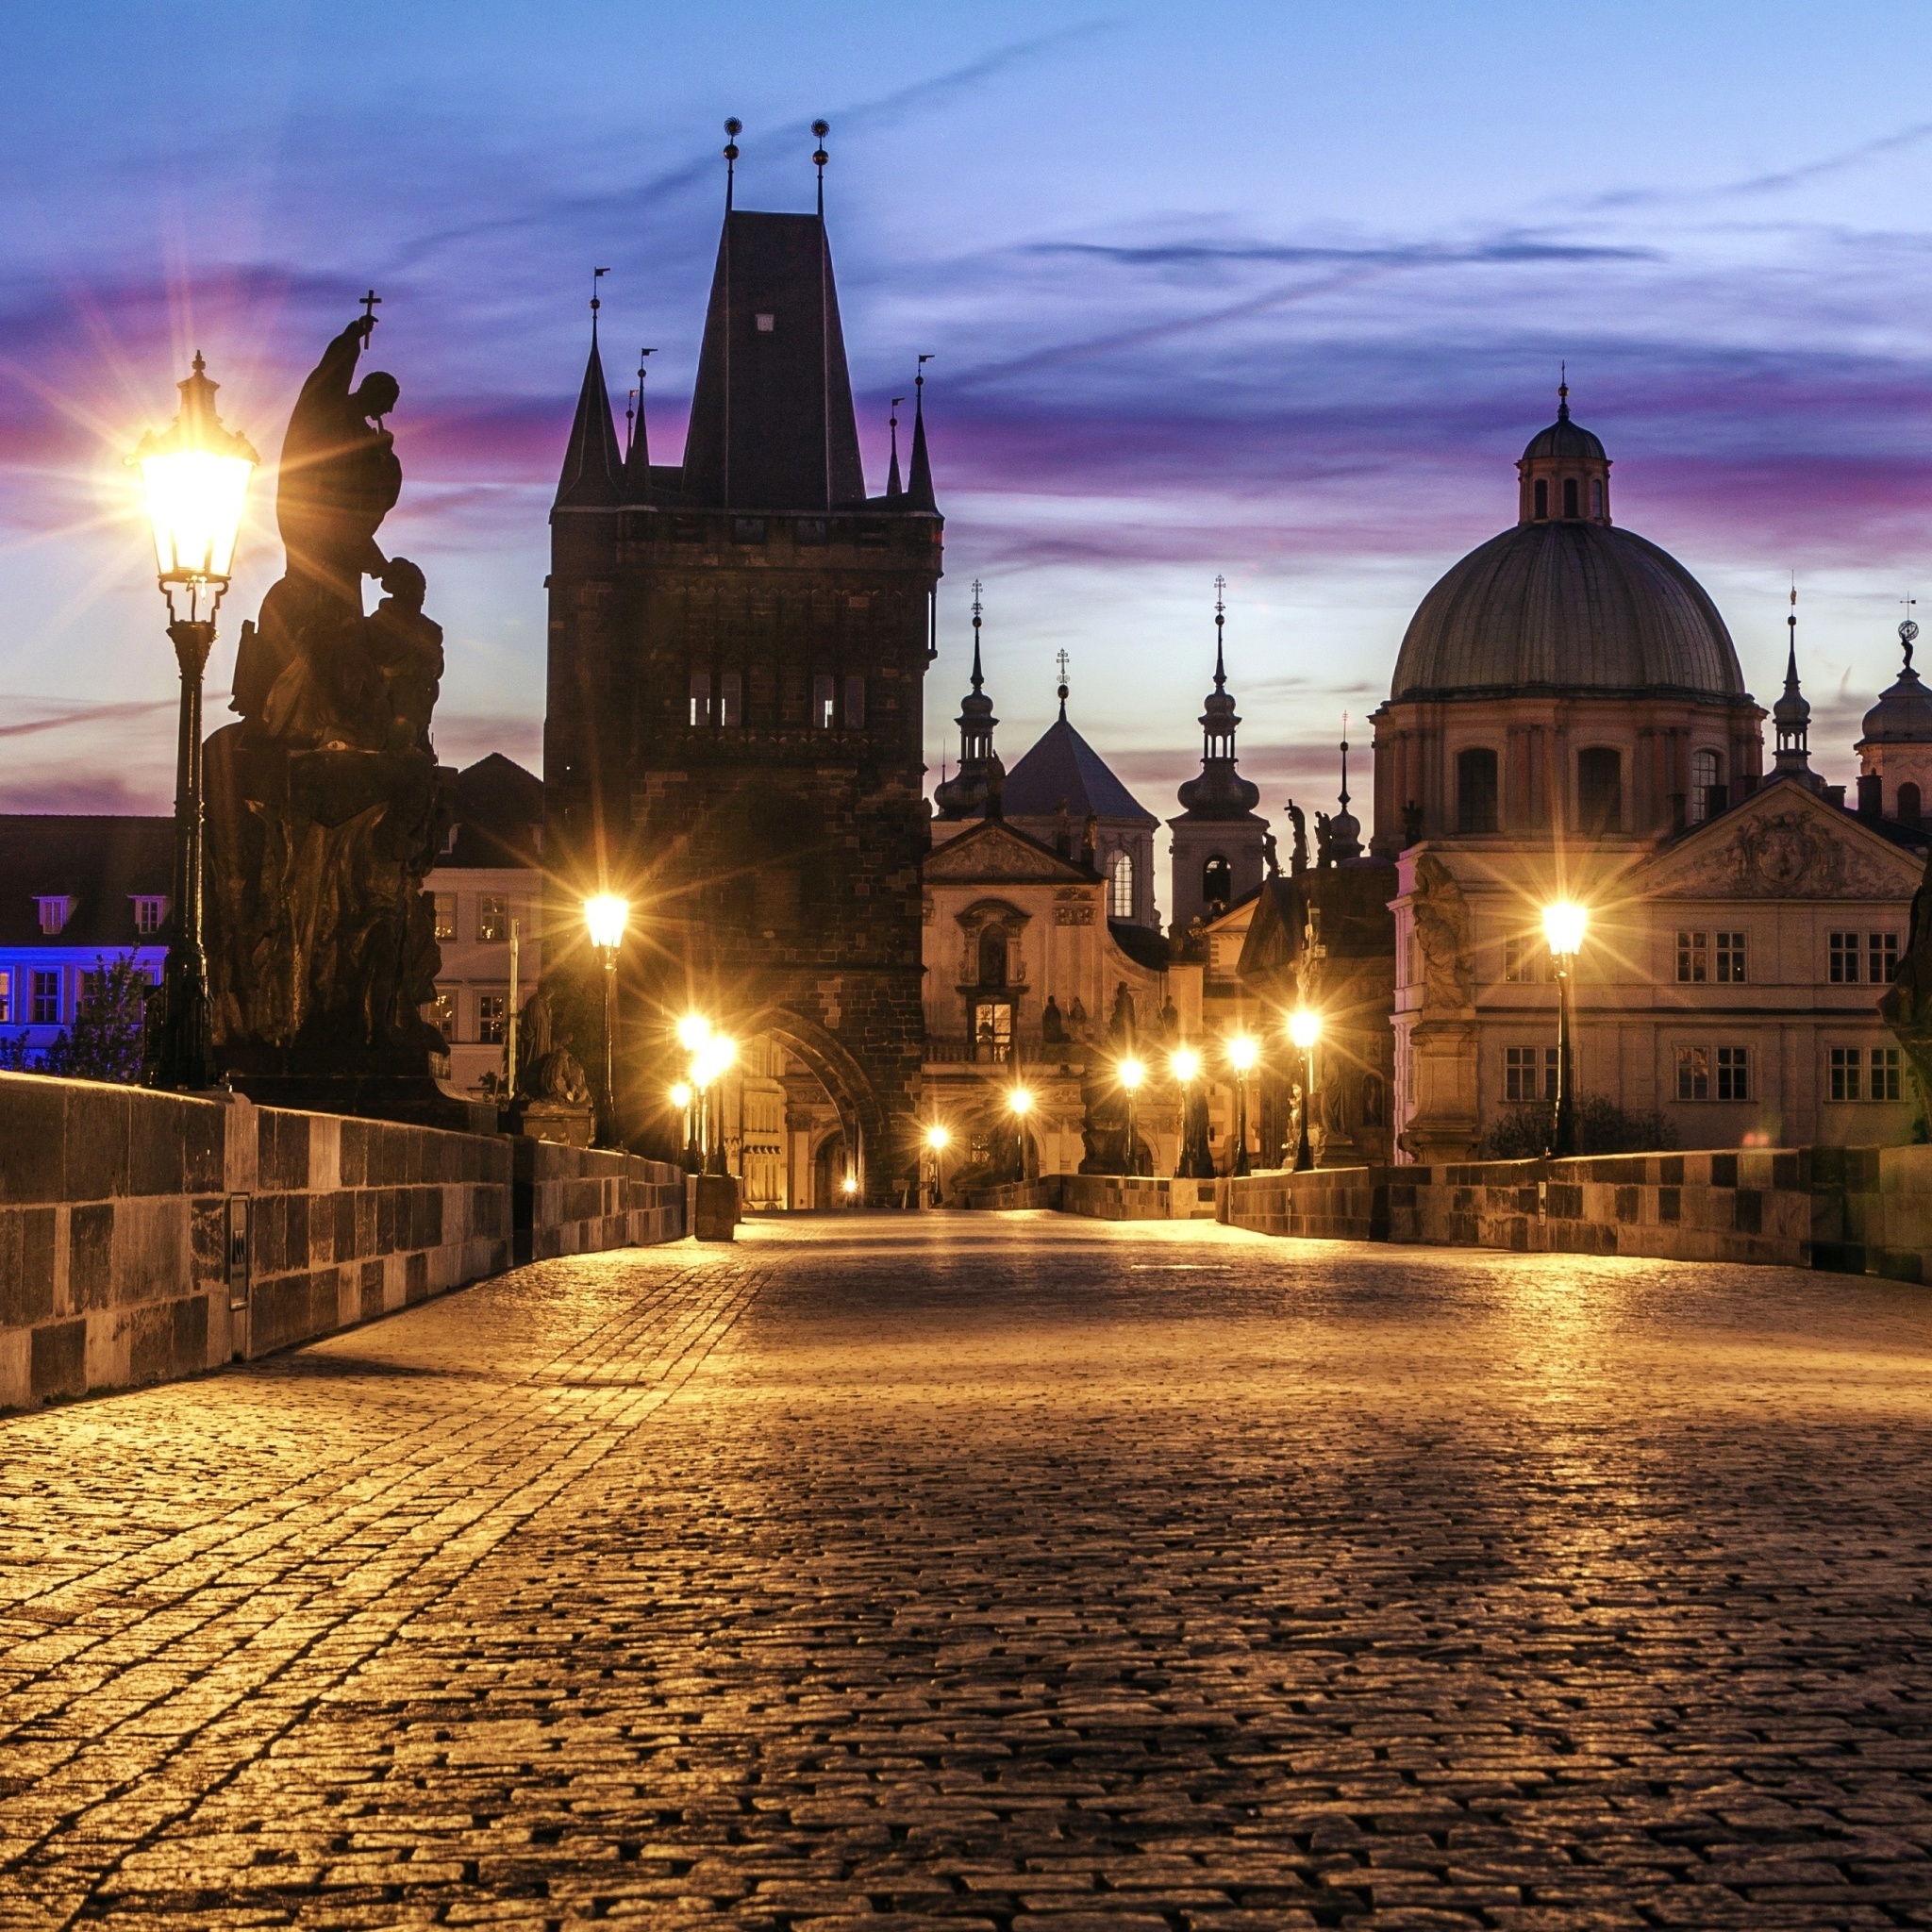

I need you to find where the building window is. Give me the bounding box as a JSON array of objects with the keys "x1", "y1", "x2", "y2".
[
  {"x1": 1715, "y1": 1045, "x2": 1750, "y2": 1101},
  {"x1": 1576, "y1": 747, "x2": 1623, "y2": 834},
  {"x1": 1504, "y1": 936, "x2": 1550, "y2": 983},
  {"x1": 719, "y1": 671, "x2": 742, "y2": 728},
  {"x1": 1830, "y1": 1046, "x2": 1861, "y2": 1101},
  {"x1": 476, "y1": 896, "x2": 508, "y2": 941},
  {"x1": 434, "y1": 894, "x2": 457, "y2": 941},
  {"x1": 1109, "y1": 851, "x2": 1135, "y2": 920},
  {"x1": 478, "y1": 993, "x2": 507, "y2": 1045},
  {"x1": 1534, "y1": 477, "x2": 1548, "y2": 520},
  {"x1": 32, "y1": 971, "x2": 60, "y2": 1025},
  {"x1": 1563, "y1": 475, "x2": 1579, "y2": 518},
  {"x1": 689, "y1": 670, "x2": 712, "y2": 727},
  {"x1": 1202, "y1": 854, "x2": 1232, "y2": 908},
  {"x1": 36, "y1": 897, "x2": 72, "y2": 936},
  {"x1": 972, "y1": 999, "x2": 1013, "y2": 1064},
  {"x1": 1456, "y1": 746, "x2": 1499, "y2": 833},
  {"x1": 1675, "y1": 931, "x2": 1707, "y2": 984},
  {"x1": 1675, "y1": 1044, "x2": 1710, "y2": 1101},
  {"x1": 1506, "y1": 1044, "x2": 1557, "y2": 1102},
  {"x1": 1871, "y1": 931, "x2": 1901, "y2": 983},
  {"x1": 977, "y1": 926, "x2": 1008, "y2": 987},
  {"x1": 1830, "y1": 931, "x2": 1860, "y2": 982},
  {"x1": 0, "y1": 970, "x2": 9, "y2": 1023},
  {"x1": 1591, "y1": 477, "x2": 1603, "y2": 517},
  {"x1": 1688, "y1": 748, "x2": 1724, "y2": 824},
  {"x1": 1873, "y1": 1046, "x2": 1903, "y2": 1101},
  {"x1": 429, "y1": 987, "x2": 457, "y2": 1040},
  {"x1": 1901, "y1": 783, "x2": 1923, "y2": 825},
  {"x1": 132, "y1": 895, "x2": 168, "y2": 935},
  {"x1": 813, "y1": 674, "x2": 835, "y2": 729},
  {"x1": 843, "y1": 675, "x2": 866, "y2": 728},
  {"x1": 1716, "y1": 931, "x2": 1746, "y2": 983}
]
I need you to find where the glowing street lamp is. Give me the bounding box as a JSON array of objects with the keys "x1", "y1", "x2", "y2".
[
  {"x1": 1118, "y1": 1056, "x2": 1145, "y2": 1177},
  {"x1": 924, "y1": 1122, "x2": 950, "y2": 1208},
  {"x1": 1171, "y1": 1046, "x2": 1213, "y2": 1180},
  {"x1": 1226, "y1": 1034, "x2": 1258, "y2": 1177},
  {"x1": 1542, "y1": 901, "x2": 1589, "y2": 1158},
  {"x1": 669, "y1": 1080, "x2": 694, "y2": 1171},
  {"x1": 130, "y1": 354, "x2": 258, "y2": 1089},
  {"x1": 693, "y1": 1032, "x2": 737, "y2": 1175},
  {"x1": 676, "y1": 1012, "x2": 711, "y2": 1054},
  {"x1": 1288, "y1": 1008, "x2": 1323, "y2": 1172},
  {"x1": 582, "y1": 895, "x2": 629, "y2": 1145}
]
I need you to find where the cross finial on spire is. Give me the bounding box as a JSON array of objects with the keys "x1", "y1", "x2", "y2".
[
  {"x1": 1212, "y1": 575, "x2": 1228, "y2": 688},
  {"x1": 723, "y1": 117, "x2": 741, "y2": 211},
  {"x1": 1056, "y1": 648, "x2": 1071, "y2": 721}
]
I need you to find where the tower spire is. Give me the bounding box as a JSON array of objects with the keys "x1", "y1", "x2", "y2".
[
  {"x1": 1174, "y1": 578, "x2": 1259, "y2": 824},
  {"x1": 1773, "y1": 580, "x2": 1817, "y2": 783},
  {"x1": 554, "y1": 290, "x2": 624, "y2": 508},
  {"x1": 1328, "y1": 710, "x2": 1363, "y2": 861},
  {"x1": 933, "y1": 578, "x2": 999, "y2": 821},
  {"x1": 887, "y1": 396, "x2": 904, "y2": 500},
  {"x1": 1212, "y1": 573, "x2": 1228, "y2": 689},
  {"x1": 723, "y1": 117, "x2": 740, "y2": 211},
  {"x1": 908, "y1": 354, "x2": 937, "y2": 511},
  {"x1": 1557, "y1": 359, "x2": 1570, "y2": 421},
  {"x1": 624, "y1": 346, "x2": 657, "y2": 501}
]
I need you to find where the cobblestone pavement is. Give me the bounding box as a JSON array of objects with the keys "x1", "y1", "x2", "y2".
[{"x1": 5, "y1": 1217, "x2": 1932, "y2": 1930}]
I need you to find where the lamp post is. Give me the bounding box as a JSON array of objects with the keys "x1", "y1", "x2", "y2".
[
  {"x1": 694, "y1": 1034, "x2": 737, "y2": 1175},
  {"x1": 130, "y1": 354, "x2": 258, "y2": 1091},
  {"x1": 1008, "y1": 1084, "x2": 1032, "y2": 1184},
  {"x1": 924, "y1": 1123, "x2": 950, "y2": 1208},
  {"x1": 1171, "y1": 1046, "x2": 1212, "y2": 1179},
  {"x1": 670, "y1": 1081, "x2": 694, "y2": 1168},
  {"x1": 1543, "y1": 901, "x2": 1588, "y2": 1158},
  {"x1": 1226, "y1": 1034, "x2": 1257, "y2": 1176},
  {"x1": 582, "y1": 894, "x2": 628, "y2": 1145},
  {"x1": 1288, "y1": 1009, "x2": 1322, "y2": 1172},
  {"x1": 676, "y1": 1014, "x2": 711, "y2": 1168},
  {"x1": 1118, "y1": 1057, "x2": 1145, "y2": 1176}
]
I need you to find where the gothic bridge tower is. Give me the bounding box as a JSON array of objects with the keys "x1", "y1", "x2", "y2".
[{"x1": 543, "y1": 135, "x2": 942, "y2": 1195}]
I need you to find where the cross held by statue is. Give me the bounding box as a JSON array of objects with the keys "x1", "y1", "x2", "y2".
[{"x1": 359, "y1": 289, "x2": 381, "y2": 330}]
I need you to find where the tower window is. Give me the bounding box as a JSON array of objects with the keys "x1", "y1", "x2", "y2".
[
  {"x1": 1457, "y1": 746, "x2": 1499, "y2": 833},
  {"x1": 1901, "y1": 782, "x2": 1923, "y2": 824},
  {"x1": 1202, "y1": 854, "x2": 1232, "y2": 908},
  {"x1": 1109, "y1": 851, "x2": 1135, "y2": 920},
  {"x1": 813, "y1": 675, "x2": 835, "y2": 729},
  {"x1": 844, "y1": 675, "x2": 866, "y2": 728},
  {"x1": 1534, "y1": 477, "x2": 1548, "y2": 520},
  {"x1": 719, "y1": 671, "x2": 742, "y2": 728},
  {"x1": 689, "y1": 671, "x2": 712, "y2": 727},
  {"x1": 1688, "y1": 748, "x2": 1724, "y2": 824},
  {"x1": 1563, "y1": 476, "x2": 1579, "y2": 518},
  {"x1": 1576, "y1": 747, "x2": 1623, "y2": 834}
]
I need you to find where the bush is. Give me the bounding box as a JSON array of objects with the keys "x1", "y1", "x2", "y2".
[{"x1": 1481, "y1": 1093, "x2": 1679, "y2": 1160}]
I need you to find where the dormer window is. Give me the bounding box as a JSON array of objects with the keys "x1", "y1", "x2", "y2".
[
  {"x1": 131, "y1": 895, "x2": 168, "y2": 935},
  {"x1": 1533, "y1": 478, "x2": 1548, "y2": 520},
  {"x1": 36, "y1": 896, "x2": 73, "y2": 935}
]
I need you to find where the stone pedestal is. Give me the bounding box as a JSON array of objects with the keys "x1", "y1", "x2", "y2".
[
  {"x1": 692, "y1": 1173, "x2": 740, "y2": 1241},
  {"x1": 508, "y1": 1098, "x2": 595, "y2": 1148}
]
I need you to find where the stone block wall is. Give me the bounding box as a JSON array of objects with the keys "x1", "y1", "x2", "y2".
[
  {"x1": 1056, "y1": 1174, "x2": 1224, "y2": 1221},
  {"x1": 514, "y1": 1141, "x2": 687, "y2": 1262}
]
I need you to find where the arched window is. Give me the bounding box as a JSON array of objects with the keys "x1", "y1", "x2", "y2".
[
  {"x1": 1109, "y1": 851, "x2": 1135, "y2": 920},
  {"x1": 689, "y1": 670, "x2": 712, "y2": 727},
  {"x1": 1563, "y1": 476, "x2": 1579, "y2": 518},
  {"x1": 1202, "y1": 854, "x2": 1232, "y2": 908},
  {"x1": 1577, "y1": 746, "x2": 1623, "y2": 834},
  {"x1": 1457, "y1": 746, "x2": 1499, "y2": 833},
  {"x1": 977, "y1": 926, "x2": 1008, "y2": 987},
  {"x1": 1688, "y1": 748, "x2": 1724, "y2": 824},
  {"x1": 719, "y1": 671, "x2": 742, "y2": 728},
  {"x1": 812, "y1": 675, "x2": 835, "y2": 729},
  {"x1": 1533, "y1": 477, "x2": 1548, "y2": 520},
  {"x1": 1591, "y1": 477, "x2": 1604, "y2": 517},
  {"x1": 1902, "y1": 783, "x2": 1924, "y2": 825}
]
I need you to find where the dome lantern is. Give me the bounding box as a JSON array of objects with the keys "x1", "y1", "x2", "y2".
[{"x1": 1516, "y1": 376, "x2": 1611, "y2": 526}]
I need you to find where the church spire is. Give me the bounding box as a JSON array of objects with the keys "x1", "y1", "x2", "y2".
[
  {"x1": 933, "y1": 578, "x2": 999, "y2": 820},
  {"x1": 886, "y1": 394, "x2": 904, "y2": 501},
  {"x1": 624, "y1": 347, "x2": 656, "y2": 502},
  {"x1": 907, "y1": 356, "x2": 937, "y2": 511},
  {"x1": 1773, "y1": 584, "x2": 1819, "y2": 784},
  {"x1": 554, "y1": 285, "x2": 624, "y2": 508},
  {"x1": 1174, "y1": 576, "x2": 1260, "y2": 822}
]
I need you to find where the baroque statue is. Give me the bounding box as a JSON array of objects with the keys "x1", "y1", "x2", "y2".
[{"x1": 203, "y1": 307, "x2": 452, "y2": 1097}]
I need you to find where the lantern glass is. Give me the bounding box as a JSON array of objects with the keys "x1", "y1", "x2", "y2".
[
  {"x1": 1289, "y1": 1009, "x2": 1322, "y2": 1051},
  {"x1": 130, "y1": 355, "x2": 258, "y2": 590},
  {"x1": 1227, "y1": 1035, "x2": 1258, "y2": 1073},
  {"x1": 583, "y1": 893, "x2": 629, "y2": 951},
  {"x1": 1542, "y1": 900, "x2": 1588, "y2": 958}
]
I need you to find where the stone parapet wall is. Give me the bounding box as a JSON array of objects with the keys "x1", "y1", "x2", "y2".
[
  {"x1": 513, "y1": 1141, "x2": 686, "y2": 1262},
  {"x1": 0, "y1": 1072, "x2": 688, "y2": 1410},
  {"x1": 964, "y1": 1178, "x2": 1063, "y2": 1211},
  {"x1": 1055, "y1": 1174, "x2": 1220, "y2": 1221}
]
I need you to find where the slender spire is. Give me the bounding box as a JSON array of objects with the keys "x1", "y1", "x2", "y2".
[
  {"x1": 814, "y1": 120, "x2": 832, "y2": 510},
  {"x1": 1773, "y1": 581, "x2": 1816, "y2": 781},
  {"x1": 970, "y1": 578, "x2": 985, "y2": 690},
  {"x1": 624, "y1": 347, "x2": 656, "y2": 502},
  {"x1": 887, "y1": 395, "x2": 904, "y2": 500},
  {"x1": 933, "y1": 578, "x2": 999, "y2": 820},
  {"x1": 1056, "y1": 648, "x2": 1070, "y2": 723},
  {"x1": 1212, "y1": 573, "x2": 1228, "y2": 690},
  {"x1": 724, "y1": 117, "x2": 740, "y2": 211},
  {"x1": 908, "y1": 354, "x2": 937, "y2": 511},
  {"x1": 1176, "y1": 579, "x2": 1258, "y2": 822},
  {"x1": 1329, "y1": 710, "x2": 1363, "y2": 860},
  {"x1": 555, "y1": 286, "x2": 624, "y2": 508},
  {"x1": 1557, "y1": 359, "x2": 1570, "y2": 421}
]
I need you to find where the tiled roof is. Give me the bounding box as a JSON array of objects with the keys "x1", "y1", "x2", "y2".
[
  {"x1": 1003, "y1": 717, "x2": 1158, "y2": 826},
  {"x1": 0, "y1": 816, "x2": 174, "y2": 948}
]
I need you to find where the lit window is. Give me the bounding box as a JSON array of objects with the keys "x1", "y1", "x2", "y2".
[
  {"x1": 1202, "y1": 854, "x2": 1232, "y2": 908},
  {"x1": 844, "y1": 675, "x2": 866, "y2": 728},
  {"x1": 1109, "y1": 852, "x2": 1135, "y2": 920},
  {"x1": 1829, "y1": 933, "x2": 1860, "y2": 983},
  {"x1": 434, "y1": 894, "x2": 457, "y2": 941},
  {"x1": 755, "y1": 311, "x2": 774, "y2": 333},
  {"x1": 1873, "y1": 1046, "x2": 1903, "y2": 1102},
  {"x1": 132, "y1": 895, "x2": 169, "y2": 935},
  {"x1": 31, "y1": 971, "x2": 60, "y2": 1025},
  {"x1": 0, "y1": 969, "x2": 9, "y2": 1023},
  {"x1": 1830, "y1": 1046, "x2": 1860, "y2": 1102},
  {"x1": 689, "y1": 670, "x2": 712, "y2": 727},
  {"x1": 1870, "y1": 932, "x2": 1900, "y2": 983},
  {"x1": 973, "y1": 999, "x2": 1013, "y2": 1064},
  {"x1": 814, "y1": 675, "x2": 836, "y2": 729},
  {"x1": 428, "y1": 988, "x2": 457, "y2": 1039},
  {"x1": 478, "y1": 993, "x2": 507, "y2": 1044},
  {"x1": 1676, "y1": 931, "x2": 1707, "y2": 984},
  {"x1": 36, "y1": 897, "x2": 72, "y2": 935},
  {"x1": 1715, "y1": 1045, "x2": 1749, "y2": 1101},
  {"x1": 1505, "y1": 1044, "x2": 1556, "y2": 1102},
  {"x1": 1716, "y1": 932, "x2": 1746, "y2": 984},
  {"x1": 476, "y1": 896, "x2": 508, "y2": 942},
  {"x1": 1675, "y1": 1044, "x2": 1710, "y2": 1101},
  {"x1": 720, "y1": 671, "x2": 742, "y2": 728}
]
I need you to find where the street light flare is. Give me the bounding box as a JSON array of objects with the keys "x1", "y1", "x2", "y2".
[
  {"x1": 1170, "y1": 1047, "x2": 1201, "y2": 1084},
  {"x1": 1008, "y1": 1087, "x2": 1033, "y2": 1116},
  {"x1": 1543, "y1": 900, "x2": 1588, "y2": 958},
  {"x1": 669, "y1": 1081, "x2": 692, "y2": 1110},
  {"x1": 675, "y1": 1012, "x2": 712, "y2": 1052},
  {"x1": 1117, "y1": 1057, "x2": 1144, "y2": 1091},
  {"x1": 1288, "y1": 1008, "x2": 1322, "y2": 1051},
  {"x1": 583, "y1": 893, "x2": 629, "y2": 951},
  {"x1": 1227, "y1": 1035, "x2": 1258, "y2": 1073},
  {"x1": 925, "y1": 1124, "x2": 951, "y2": 1150}
]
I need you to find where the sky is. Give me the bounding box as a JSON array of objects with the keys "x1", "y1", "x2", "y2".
[{"x1": 9, "y1": 0, "x2": 1932, "y2": 854}]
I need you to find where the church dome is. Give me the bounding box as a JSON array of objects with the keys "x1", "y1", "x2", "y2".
[
  {"x1": 1859, "y1": 626, "x2": 1932, "y2": 744},
  {"x1": 1391, "y1": 397, "x2": 1743, "y2": 701}
]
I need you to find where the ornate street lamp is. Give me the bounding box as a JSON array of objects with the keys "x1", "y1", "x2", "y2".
[
  {"x1": 582, "y1": 894, "x2": 628, "y2": 1144},
  {"x1": 1543, "y1": 900, "x2": 1588, "y2": 1158},
  {"x1": 1288, "y1": 1008, "x2": 1322, "y2": 1172},
  {"x1": 1006, "y1": 1084, "x2": 1033, "y2": 1183},
  {"x1": 1117, "y1": 1057, "x2": 1145, "y2": 1176},
  {"x1": 693, "y1": 1033, "x2": 737, "y2": 1175},
  {"x1": 924, "y1": 1123, "x2": 950, "y2": 1208},
  {"x1": 676, "y1": 1014, "x2": 711, "y2": 1168},
  {"x1": 1171, "y1": 1046, "x2": 1213, "y2": 1179},
  {"x1": 130, "y1": 353, "x2": 258, "y2": 1090},
  {"x1": 1226, "y1": 1034, "x2": 1258, "y2": 1176}
]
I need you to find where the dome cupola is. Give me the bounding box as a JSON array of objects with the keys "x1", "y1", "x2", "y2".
[
  {"x1": 1516, "y1": 378, "x2": 1611, "y2": 526},
  {"x1": 1860, "y1": 620, "x2": 1932, "y2": 744}
]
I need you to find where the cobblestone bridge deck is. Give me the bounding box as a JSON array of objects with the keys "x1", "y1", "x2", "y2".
[{"x1": 4, "y1": 1213, "x2": 1932, "y2": 1928}]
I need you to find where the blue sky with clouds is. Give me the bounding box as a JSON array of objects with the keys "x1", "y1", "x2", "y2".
[{"x1": 9, "y1": 0, "x2": 1932, "y2": 837}]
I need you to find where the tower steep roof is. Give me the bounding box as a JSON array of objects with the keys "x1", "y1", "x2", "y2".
[
  {"x1": 554, "y1": 331, "x2": 624, "y2": 508},
  {"x1": 1004, "y1": 715, "x2": 1158, "y2": 826}
]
